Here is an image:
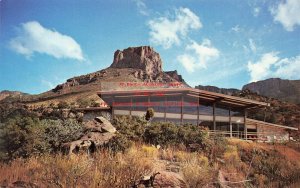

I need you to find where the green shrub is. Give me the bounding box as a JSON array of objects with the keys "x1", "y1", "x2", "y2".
[
  {"x1": 104, "y1": 133, "x2": 133, "y2": 153},
  {"x1": 113, "y1": 116, "x2": 147, "y2": 142},
  {"x1": 0, "y1": 117, "x2": 84, "y2": 160},
  {"x1": 42, "y1": 119, "x2": 83, "y2": 151},
  {"x1": 0, "y1": 117, "x2": 49, "y2": 160}
]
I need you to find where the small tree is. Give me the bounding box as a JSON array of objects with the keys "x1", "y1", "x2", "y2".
[{"x1": 145, "y1": 108, "x2": 155, "y2": 121}]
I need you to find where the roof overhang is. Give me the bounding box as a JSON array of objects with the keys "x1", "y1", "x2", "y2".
[
  {"x1": 97, "y1": 88, "x2": 269, "y2": 109},
  {"x1": 247, "y1": 118, "x2": 298, "y2": 131}
]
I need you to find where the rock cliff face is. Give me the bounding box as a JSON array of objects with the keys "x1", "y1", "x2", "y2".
[
  {"x1": 110, "y1": 46, "x2": 162, "y2": 79},
  {"x1": 0, "y1": 90, "x2": 27, "y2": 102},
  {"x1": 243, "y1": 78, "x2": 300, "y2": 104},
  {"x1": 195, "y1": 85, "x2": 240, "y2": 95},
  {"x1": 165, "y1": 70, "x2": 185, "y2": 83}
]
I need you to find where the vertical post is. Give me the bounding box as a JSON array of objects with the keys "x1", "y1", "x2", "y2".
[
  {"x1": 181, "y1": 95, "x2": 183, "y2": 125},
  {"x1": 237, "y1": 124, "x2": 240, "y2": 138},
  {"x1": 130, "y1": 97, "x2": 132, "y2": 117},
  {"x1": 197, "y1": 97, "x2": 200, "y2": 126},
  {"x1": 111, "y1": 96, "x2": 115, "y2": 119},
  {"x1": 213, "y1": 102, "x2": 216, "y2": 131},
  {"x1": 244, "y1": 109, "x2": 248, "y2": 140},
  {"x1": 164, "y1": 96, "x2": 167, "y2": 122},
  {"x1": 229, "y1": 107, "x2": 232, "y2": 138},
  {"x1": 263, "y1": 107, "x2": 266, "y2": 122}
]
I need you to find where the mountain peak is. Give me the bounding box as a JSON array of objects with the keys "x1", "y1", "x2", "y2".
[{"x1": 110, "y1": 46, "x2": 162, "y2": 78}]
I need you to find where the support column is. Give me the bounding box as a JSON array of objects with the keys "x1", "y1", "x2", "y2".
[
  {"x1": 164, "y1": 96, "x2": 167, "y2": 122},
  {"x1": 111, "y1": 97, "x2": 115, "y2": 119},
  {"x1": 229, "y1": 107, "x2": 232, "y2": 138},
  {"x1": 181, "y1": 96, "x2": 183, "y2": 125},
  {"x1": 213, "y1": 103, "x2": 216, "y2": 131},
  {"x1": 197, "y1": 98, "x2": 200, "y2": 126},
  {"x1": 129, "y1": 97, "x2": 132, "y2": 117},
  {"x1": 237, "y1": 124, "x2": 240, "y2": 138},
  {"x1": 244, "y1": 109, "x2": 248, "y2": 140}
]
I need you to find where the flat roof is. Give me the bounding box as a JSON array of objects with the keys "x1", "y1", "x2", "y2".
[{"x1": 98, "y1": 88, "x2": 269, "y2": 109}]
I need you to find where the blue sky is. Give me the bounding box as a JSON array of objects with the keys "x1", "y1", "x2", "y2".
[{"x1": 0, "y1": 0, "x2": 299, "y2": 94}]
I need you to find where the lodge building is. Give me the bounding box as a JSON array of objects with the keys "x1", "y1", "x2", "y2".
[{"x1": 82, "y1": 88, "x2": 297, "y2": 142}]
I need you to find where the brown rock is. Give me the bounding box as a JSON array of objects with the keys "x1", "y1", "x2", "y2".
[
  {"x1": 63, "y1": 116, "x2": 116, "y2": 155},
  {"x1": 110, "y1": 46, "x2": 162, "y2": 78},
  {"x1": 153, "y1": 171, "x2": 187, "y2": 188}
]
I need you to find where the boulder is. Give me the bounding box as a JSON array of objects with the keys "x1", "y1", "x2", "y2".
[
  {"x1": 153, "y1": 171, "x2": 187, "y2": 188},
  {"x1": 63, "y1": 116, "x2": 116, "y2": 155},
  {"x1": 95, "y1": 116, "x2": 116, "y2": 133}
]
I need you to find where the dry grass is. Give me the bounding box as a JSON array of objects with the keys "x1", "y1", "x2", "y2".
[
  {"x1": 1, "y1": 140, "x2": 300, "y2": 187},
  {"x1": 0, "y1": 145, "x2": 154, "y2": 187}
]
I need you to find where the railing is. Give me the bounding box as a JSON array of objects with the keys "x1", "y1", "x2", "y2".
[{"x1": 207, "y1": 130, "x2": 287, "y2": 141}]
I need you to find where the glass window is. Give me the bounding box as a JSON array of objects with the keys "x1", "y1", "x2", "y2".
[
  {"x1": 199, "y1": 103, "x2": 213, "y2": 115},
  {"x1": 132, "y1": 97, "x2": 148, "y2": 111},
  {"x1": 231, "y1": 108, "x2": 244, "y2": 116},
  {"x1": 183, "y1": 96, "x2": 198, "y2": 115},
  {"x1": 150, "y1": 96, "x2": 165, "y2": 112},
  {"x1": 199, "y1": 120, "x2": 213, "y2": 130},
  {"x1": 216, "y1": 122, "x2": 229, "y2": 131},
  {"x1": 215, "y1": 104, "x2": 229, "y2": 116},
  {"x1": 114, "y1": 97, "x2": 131, "y2": 110},
  {"x1": 165, "y1": 96, "x2": 181, "y2": 114}
]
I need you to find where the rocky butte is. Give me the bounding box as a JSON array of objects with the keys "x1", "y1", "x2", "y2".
[{"x1": 110, "y1": 46, "x2": 162, "y2": 79}]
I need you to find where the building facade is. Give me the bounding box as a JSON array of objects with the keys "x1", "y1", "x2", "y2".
[{"x1": 97, "y1": 88, "x2": 297, "y2": 141}]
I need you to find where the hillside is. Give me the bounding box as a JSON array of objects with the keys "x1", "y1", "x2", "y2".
[
  {"x1": 4, "y1": 46, "x2": 187, "y2": 106},
  {"x1": 243, "y1": 78, "x2": 300, "y2": 104},
  {"x1": 0, "y1": 91, "x2": 28, "y2": 103},
  {"x1": 195, "y1": 85, "x2": 239, "y2": 95}
]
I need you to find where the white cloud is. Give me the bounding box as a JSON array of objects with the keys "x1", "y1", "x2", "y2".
[
  {"x1": 253, "y1": 7, "x2": 260, "y2": 17},
  {"x1": 9, "y1": 21, "x2": 84, "y2": 61},
  {"x1": 177, "y1": 39, "x2": 220, "y2": 72},
  {"x1": 271, "y1": 0, "x2": 300, "y2": 31},
  {"x1": 273, "y1": 56, "x2": 300, "y2": 79},
  {"x1": 148, "y1": 7, "x2": 202, "y2": 49},
  {"x1": 249, "y1": 38, "x2": 256, "y2": 52},
  {"x1": 177, "y1": 54, "x2": 197, "y2": 73},
  {"x1": 248, "y1": 52, "x2": 279, "y2": 82},
  {"x1": 247, "y1": 52, "x2": 300, "y2": 82},
  {"x1": 133, "y1": 0, "x2": 149, "y2": 16},
  {"x1": 231, "y1": 25, "x2": 241, "y2": 32}
]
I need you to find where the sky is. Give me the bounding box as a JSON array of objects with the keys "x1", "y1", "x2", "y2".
[{"x1": 0, "y1": 0, "x2": 300, "y2": 94}]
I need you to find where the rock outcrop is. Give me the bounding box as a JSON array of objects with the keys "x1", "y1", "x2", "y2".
[
  {"x1": 62, "y1": 116, "x2": 116, "y2": 155},
  {"x1": 110, "y1": 46, "x2": 163, "y2": 79},
  {"x1": 165, "y1": 70, "x2": 188, "y2": 85},
  {"x1": 195, "y1": 85, "x2": 240, "y2": 95},
  {"x1": 243, "y1": 78, "x2": 300, "y2": 104}
]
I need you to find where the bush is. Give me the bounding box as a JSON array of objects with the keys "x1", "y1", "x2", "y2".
[
  {"x1": 113, "y1": 116, "x2": 147, "y2": 142},
  {"x1": 104, "y1": 133, "x2": 133, "y2": 153},
  {"x1": 0, "y1": 117, "x2": 84, "y2": 160},
  {"x1": 0, "y1": 117, "x2": 49, "y2": 160},
  {"x1": 57, "y1": 101, "x2": 69, "y2": 109},
  {"x1": 113, "y1": 117, "x2": 210, "y2": 150},
  {"x1": 145, "y1": 108, "x2": 154, "y2": 121},
  {"x1": 42, "y1": 119, "x2": 83, "y2": 152}
]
